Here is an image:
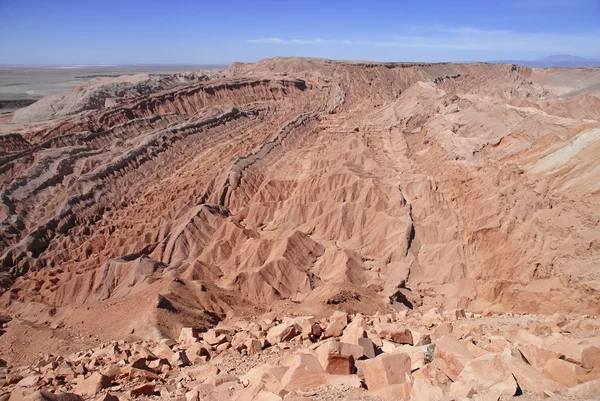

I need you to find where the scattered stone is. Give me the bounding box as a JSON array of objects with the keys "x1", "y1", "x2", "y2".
[
  {"x1": 128, "y1": 383, "x2": 155, "y2": 397},
  {"x1": 16, "y1": 375, "x2": 40, "y2": 388},
  {"x1": 74, "y1": 372, "x2": 111, "y2": 396},
  {"x1": 171, "y1": 351, "x2": 191, "y2": 367}
]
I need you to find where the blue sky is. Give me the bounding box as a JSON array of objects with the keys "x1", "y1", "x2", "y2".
[{"x1": 0, "y1": 0, "x2": 599, "y2": 65}]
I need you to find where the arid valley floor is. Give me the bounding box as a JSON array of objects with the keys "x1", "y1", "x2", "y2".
[{"x1": 0, "y1": 58, "x2": 600, "y2": 401}]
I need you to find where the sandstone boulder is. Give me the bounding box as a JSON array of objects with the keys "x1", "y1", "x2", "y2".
[
  {"x1": 361, "y1": 353, "x2": 411, "y2": 390},
  {"x1": 432, "y1": 336, "x2": 473, "y2": 381},
  {"x1": 376, "y1": 324, "x2": 413, "y2": 345},
  {"x1": 517, "y1": 343, "x2": 563, "y2": 371},
  {"x1": 457, "y1": 354, "x2": 517, "y2": 397},
  {"x1": 542, "y1": 358, "x2": 588, "y2": 387},
  {"x1": 315, "y1": 342, "x2": 357, "y2": 374},
  {"x1": 410, "y1": 378, "x2": 444, "y2": 401},
  {"x1": 266, "y1": 323, "x2": 297, "y2": 345},
  {"x1": 505, "y1": 355, "x2": 565, "y2": 396}
]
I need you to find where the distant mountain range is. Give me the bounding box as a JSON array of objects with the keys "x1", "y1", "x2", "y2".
[{"x1": 496, "y1": 55, "x2": 600, "y2": 68}]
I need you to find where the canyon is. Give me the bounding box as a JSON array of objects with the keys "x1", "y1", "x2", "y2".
[{"x1": 0, "y1": 58, "x2": 599, "y2": 400}]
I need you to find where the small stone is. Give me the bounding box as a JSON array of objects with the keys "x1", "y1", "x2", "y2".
[
  {"x1": 171, "y1": 351, "x2": 191, "y2": 367},
  {"x1": 266, "y1": 323, "x2": 296, "y2": 345},
  {"x1": 179, "y1": 327, "x2": 200, "y2": 344},
  {"x1": 74, "y1": 372, "x2": 111, "y2": 397},
  {"x1": 128, "y1": 383, "x2": 155, "y2": 397}
]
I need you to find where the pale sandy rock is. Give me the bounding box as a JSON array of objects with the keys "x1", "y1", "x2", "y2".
[
  {"x1": 185, "y1": 390, "x2": 199, "y2": 401},
  {"x1": 55, "y1": 362, "x2": 75, "y2": 377},
  {"x1": 340, "y1": 317, "x2": 367, "y2": 344},
  {"x1": 376, "y1": 323, "x2": 413, "y2": 345},
  {"x1": 203, "y1": 329, "x2": 230, "y2": 345},
  {"x1": 505, "y1": 355, "x2": 565, "y2": 396},
  {"x1": 513, "y1": 330, "x2": 545, "y2": 347},
  {"x1": 23, "y1": 392, "x2": 84, "y2": 401},
  {"x1": 546, "y1": 340, "x2": 600, "y2": 370},
  {"x1": 457, "y1": 354, "x2": 517, "y2": 397},
  {"x1": 137, "y1": 346, "x2": 158, "y2": 360},
  {"x1": 517, "y1": 343, "x2": 564, "y2": 371},
  {"x1": 316, "y1": 341, "x2": 357, "y2": 374},
  {"x1": 448, "y1": 381, "x2": 476, "y2": 398},
  {"x1": 367, "y1": 383, "x2": 412, "y2": 401},
  {"x1": 179, "y1": 327, "x2": 200, "y2": 344},
  {"x1": 16, "y1": 375, "x2": 40, "y2": 388},
  {"x1": 444, "y1": 308, "x2": 466, "y2": 321},
  {"x1": 245, "y1": 339, "x2": 263, "y2": 355},
  {"x1": 542, "y1": 358, "x2": 588, "y2": 387},
  {"x1": 278, "y1": 363, "x2": 328, "y2": 393},
  {"x1": 189, "y1": 365, "x2": 220, "y2": 381},
  {"x1": 361, "y1": 352, "x2": 411, "y2": 390},
  {"x1": 324, "y1": 320, "x2": 346, "y2": 338},
  {"x1": 74, "y1": 372, "x2": 110, "y2": 396},
  {"x1": 410, "y1": 378, "x2": 444, "y2": 401},
  {"x1": 204, "y1": 374, "x2": 238, "y2": 387},
  {"x1": 431, "y1": 323, "x2": 454, "y2": 341},
  {"x1": 432, "y1": 336, "x2": 473, "y2": 381},
  {"x1": 128, "y1": 383, "x2": 155, "y2": 397},
  {"x1": 581, "y1": 345, "x2": 600, "y2": 371},
  {"x1": 171, "y1": 350, "x2": 191, "y2": 367},
  {"x1": 185, "y1": 342, "x2": 211, "y2": 361},
  {"x1": 410, "y1": 330, "x2": 431, "y2": 346},
  {"x1": 160, "y1": 338, "x2": 177, "y2": 348},
  {"x1": 381, "y1": 340, "x2": 396, "y2": 353},
  {"x1": 564, "y1": 378, "x2": 600, "y2": 397},
  {"x1": 266, "y1": 323, "x2": 297, "y2": 345},
  {"x1": 394, "y1": 344, "x2": 429, "y2": 371},
  {"x1": 358, "y1": 337, "x2": 376, "y2": 359},
  {"x1": 465, "y1": 341, "x2": 492, "y2": 358},
  {"x1": 252, "y1": 390, "x2": 283, "y2": 401}
]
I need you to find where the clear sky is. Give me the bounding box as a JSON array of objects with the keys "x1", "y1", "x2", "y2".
[{"x1": 1, "y1": 0, "x2": 599, "y2": 65}]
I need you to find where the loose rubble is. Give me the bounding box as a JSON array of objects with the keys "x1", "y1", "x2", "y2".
[{"x1": 1, "y1": 309, "x2": 599, "y2": 400}]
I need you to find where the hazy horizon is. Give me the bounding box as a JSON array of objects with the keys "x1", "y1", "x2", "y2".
[{"x1": 1, "y1": 0, "x2": 599, "y2": 65}]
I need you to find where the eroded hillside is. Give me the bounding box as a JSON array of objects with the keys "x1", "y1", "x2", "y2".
[{"x1": 1, "y1": 59, "x2": 599, "y2": 359}]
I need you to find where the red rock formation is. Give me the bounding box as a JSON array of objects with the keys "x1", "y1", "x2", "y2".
[{"x1": 1, "y1": 58, "x2": 599, "y2": 353}]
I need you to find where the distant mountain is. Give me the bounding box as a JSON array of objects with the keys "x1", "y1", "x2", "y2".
[{"x1": 495, "y1": 54, "x2": 600, "y2": 68}]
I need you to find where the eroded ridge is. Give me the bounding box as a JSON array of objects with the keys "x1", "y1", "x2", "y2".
[{"x1": 0, "y1": 59, "x2": 599, "y2": 386}]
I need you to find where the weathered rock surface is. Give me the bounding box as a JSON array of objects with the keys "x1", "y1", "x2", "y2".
[{"x1": 1, "y1": 57, "x2": 600, "y2": 401}]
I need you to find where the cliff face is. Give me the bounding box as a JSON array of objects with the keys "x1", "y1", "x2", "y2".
[{"x1": 1, "y1": 58, "x2": 599, "y2": 343}]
